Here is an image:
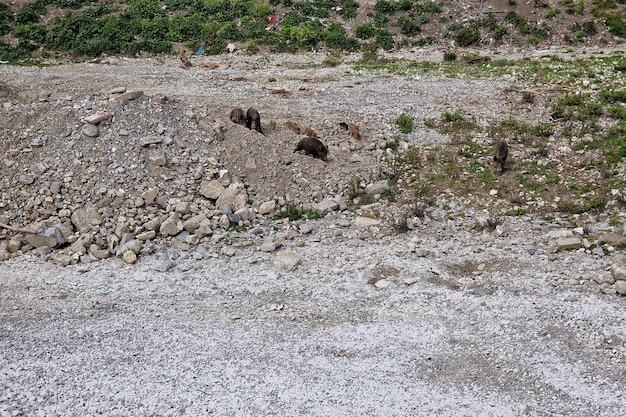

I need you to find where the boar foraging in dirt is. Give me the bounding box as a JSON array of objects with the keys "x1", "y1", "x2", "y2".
[
  {"x1": 230, "y1": 108, "x2": 246, "y2": 126},
  {"x1": 294, "y1": 137, "x2": 328, "y2": 161}
]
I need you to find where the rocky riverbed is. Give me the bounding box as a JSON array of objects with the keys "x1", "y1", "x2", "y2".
[{"x1": 1, "y1": 50, "x2": 626, "y2": 416}]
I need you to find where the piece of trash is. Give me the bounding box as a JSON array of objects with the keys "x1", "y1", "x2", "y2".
[
  {"x1": 227, "y1": 43, "x2": 237, "y2": 53},
  {"x1": 198, "y1": 42, "x2": 206, "y2": 56}
]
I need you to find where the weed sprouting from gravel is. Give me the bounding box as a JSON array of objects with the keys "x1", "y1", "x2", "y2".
[
  {"x1": 395, "y1": 113, "x2": 414, "y2": 134},
  {"x1": 274, "y1": 204, "x2": 323, "y2": 221}
]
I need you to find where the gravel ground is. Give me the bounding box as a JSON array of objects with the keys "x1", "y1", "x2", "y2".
[
  {"x1": 1, "y1": 49, "x2": 626, "y2": 416},
  {"x1": 2, "y1": 214, "x2": 626, "y2": 417}
]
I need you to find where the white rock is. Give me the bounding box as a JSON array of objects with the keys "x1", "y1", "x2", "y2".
[
  {"x1": 258, "y1": 201, "x2": 276, "y2": 215},
  {"x1": 275, "y1": 250, "x2": 300, "y2": 271}
]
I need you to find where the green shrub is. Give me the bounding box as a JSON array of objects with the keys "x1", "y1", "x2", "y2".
[
  {"x1": 275, "y1": 19, "x2": 323, "y2": 51},
  {"x1": 16, "y1": 1, "x2": 47, "y2": 25},
  {"x1": 557, "y1": 198, "x2": 605, "y2": 214},
  {"x1": 167, "y1": 13, "x2": 206, "y2": 42},
  {"x1": 126, "y1": 0, "x2": 162, "y2": 20},
  {"x1": 454, "y1": 27, "x2": 480, "y2": 47},
  {"x1": 545, "y1": 7, "x2": 560, "y2": 19},
  {"x1": 398, "y1": 0, "x2": 412, "y2": 11},
  {"x1": 218, "y1": 22, "x2": 245, "y2": 41},
  {"x1": 82, "y1": 4, "x2": 112, "y2": 18},
  {"x1": 560, "y1": 0, "x2": 585, "y2": 14},
  {"x1": 530, "y1": 123, "x2": 554, "y2": 137},
  {"x1": 493, "y1": 25, "x2": 508, "y2": 40},
  {"x1": 164, "y1": 0, "x2": 207, "y2": 13},
  {"x1": 340, "y1": 0, "x2": 360, "y2": 19},
  {"x1": 421, "y1": 0, "x2": 443, "y2": 13},
  {"x1": 607, "y1": 104, "x2": 626, "y2": 120},
  {"x1": 0, "y1": 40, "x2": 37, "y2": 62},
  {"x1": 398, "y1": 16, "x2": 421, "y2": 37},
  {"x1": 442, "y1": 111, "x2": 464, "y2": 123},
  {"x1": 417, "y1": 13, "x2": 430, "y2": 24},
  {"x1": 273, "y1": 204, "x2": 323, "y2": 220},
  {"x1": 51, "y1": 0, "x2": 92, "y2": 8},
  {"x1": 599, "y1": 90, "x2": 626, "y2": 103},
  {"x1": 324, "y1": 22, "x2": 359, "y2": 50},
  {"x1": 139, "y1": 16, "x2": 169, "y2": 40},
  {"x1": 14, "y1": 24, "x2": 48, "y2": 44},
  {"x1": 396, "y1": 113, "x2": 414, "y2": 134},
  {"x1": 373, "y1": 11, "x2": 389, "y2": 28},
  {"x1": 443, "y1": 51, "x2": 457, "y2": 61},
  {"x1": 356, "y1": 23, "x2": 376, "y2": 39},
  {"x1": 295, "y1": 1, "x2": 329, "y2": 18},
  {"x1": 375, "y1": 0, "x2": 398, "y2": 14},
  {"x1": 605, "y1": 11, "x2": 626, "y2": 37},
  {"x1": 375, "y1": 28, "x2": 394, "y2": 50},
  {"x1": 205, "y1": 0, "x2": 235, "y2": 21},
  {"x1": 281, "y1": 12, "x2": 301, "y2": 28},
  {"x1": 0, "y1": 3, "x2": 13, "y2": 36},
  {"x1": 231, "y1": 0, "x2": 254, "y2": 18}
]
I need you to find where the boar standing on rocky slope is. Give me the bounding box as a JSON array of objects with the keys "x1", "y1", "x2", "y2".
[
  {"x1": 294, "y1": 137, "x2": 328, "y2": 161},
  {"x1": 494, "y1": 140, "x2": 509, "y2": 173},
  {"x1": 246, "y1": 107, "x2": 264, "y2": 135}
]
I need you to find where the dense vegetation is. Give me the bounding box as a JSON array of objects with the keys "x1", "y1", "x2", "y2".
[{"x1": 0, "y1": 0, "x2": 625, "y2": 63}]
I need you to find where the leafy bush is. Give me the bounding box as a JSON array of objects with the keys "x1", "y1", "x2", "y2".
[
  {"x1": 14, "y1": 24, "x2": 48, "y2": 44},
  {"x1": 545, "y1": 7, "x2": 560, "y2": 19},
  {"x1": 139, "y1": 16, "x2": 169, "y2": 40},
  {"x1": 16, "y1": 1, "x2": 47, "y2": 25},
  {"x1": 205, "y1": 0, "x2": 235, "y2": 21},
  {"x1": 398, "y1": 0, "x2": 412, "y2": 11},
  {"x1": 273, "y1": 204, "x2": 323, "y2": 220},
  {"x1": 398, "y1": 16, "x2": 421, "y2": 37},
  {"x1": 443, "y1": 51, "x2": 457, "y2": 61},
  {"x1": 599, "y1": 90, "x2": 626, "y2": 103},
  {"x1": 281, "y1": 12, "x2": 301, "y2": 27},
  {"x1": 82, "y1": 4, "x2": 112, "y2": 18},
  {"x1": 275, "y1": 19, "x2": 323, "y2": 51},
  {"x1": 560, "y1": 0, "x2": 585, "y2": 14},
  {"x1": 126, "y1": 0, "x2": 163, "y2": 20},
  {"x1": 607, "y1": 104, "x2": 626, "y2": 120},
  {"x1": 356, "y1": 23, "x2": 376, "y2": 39},
  {"x1": 421, "y1": 0, "x2": 443, "y2": 13},
  {"x1": 167, "y1": 13, "x2": 208, "y2": 43},
  {"x1": 375, "y1": 0, "x2": 398, "y2": 14},
  {"x1": 375, "y1": 28, "x2": 394, "y2": 50},
  {"x1": 218, "y1": 22, "x2": 245, "y2": 41},
  {"x1": 0, "y1": 3, "x2": 12, "y2": 36},
  {"x1": 0, "y1": 40, "x2": 37, "y2": 62},
  {"x1": 454, "y1": 27, "x2": 480, "y2": 47},
  {"x1": 605, "y1": 11, "x2": 626, "y2": 38},
  {"x1": 51, "y1": 0, "x2": 92, "y2": 8},
  {"x1": 493, "y1": 25, "x2": 508, "y2": 40},
  {"x1": 373, "y1": 11, "x2": 389, "y2": 28},
  {"x1": 164, "y1": 0, "x2": 207, "y2": 12},
  {"x1": 505, "y1": 11, "x2": 530, "y2": 33},
  {"x1": 529, "y1": 123, "x2": 554, "y2": 137},
  {"x1": 324, "y1": 22, "x2": 359, "y2": 50},
  {"x1": 417, "y1": 13, "x2": 430, "y2": 24},
  {"x1": 231, "y1": 0, "x2": 254, "y2": 18},
  {"x1": 396, "y1": 113, "x2": 414, "y2": 133},
  {"x1": 295, "y1": 1, "x2": 329, "y2": 18},
  {"x1": 340, "y1": 0, "x2": 360, "y2": 19}
]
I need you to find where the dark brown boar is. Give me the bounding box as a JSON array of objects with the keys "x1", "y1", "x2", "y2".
[
  {"x1": 494, "y1": 140, "x2": 509, "y2": 173},
  {"x1": 246, "y1": 107, "x2": 264, "y2": 135},
  {"x1": 294, "y1": 137, "x2": 328, "y2": 161}
]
